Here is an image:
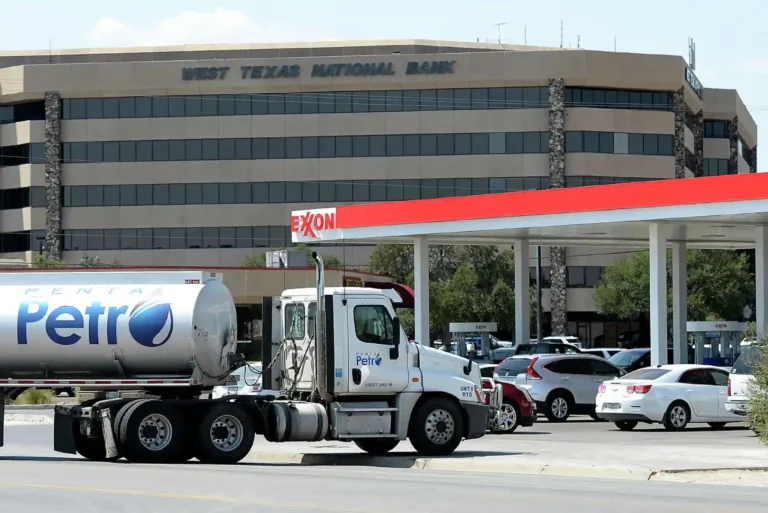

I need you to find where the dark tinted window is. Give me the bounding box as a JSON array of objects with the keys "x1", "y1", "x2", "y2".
[
  {"x1": 588, "y1": 360, "x2": 622, "y2": 376},
  {"x1": 708, "y1": 369, "x2": 729, "y2": 387},
  {"x1": 733, "y1": 346, "x2": 761, "y2": 374},
  {"x1": 495, "y1": 358, "x2": 531, "y2": 377},
  {"x1": 622, "y1": 368, "x2": 671, "y2": 380},
  {"x1": 609, "y1": 350, "x2": 649, "y2": 368},
  {"x1": 679, "y1": 368, "x2": 712, "y2": 385}
]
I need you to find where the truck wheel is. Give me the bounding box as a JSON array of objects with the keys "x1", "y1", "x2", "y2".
[
  {"x1": 119, "y1": 400, "x2": 185, "y2": 463},
  {"x1": 408, "y1": 397, "x2": 464, "y2": 457},
  {"x1": 196, "y1": 404, "x2": 255, "y2": 464},
  {"x1": 72, "y1": 425, "x2": 117, "y2": 462},
  {"x1": 354, "y1": 439, "x2": 399, "y2": 455}
]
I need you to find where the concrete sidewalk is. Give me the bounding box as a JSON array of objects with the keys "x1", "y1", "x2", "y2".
[{"x1": 245, "y1": 430, "x2": 768, "y2": 482}]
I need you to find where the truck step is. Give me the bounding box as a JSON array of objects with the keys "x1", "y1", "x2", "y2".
[
  {"x1": 337, "y1": 434, "x2": 399, "y2": 439},
  {"x1": 335, "y1": 407, "x2": 398, "y2": 413}
]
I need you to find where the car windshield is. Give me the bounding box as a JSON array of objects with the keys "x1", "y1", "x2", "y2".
[
  {"x1": 230, "y1": 364, "x2": 262, "y2": 385},
  {"x1": 622, "y1": 368, "x2": 671, "y2": 380},
  {"x1": 495, "y1": 359, "x2": 531, "y2": 377},
  {"x1": 733, "y1": 346, "x2": 762, "y2": 375},
  {"x1": 609, "y1": 350, "x2": 646, "y2": 367}
]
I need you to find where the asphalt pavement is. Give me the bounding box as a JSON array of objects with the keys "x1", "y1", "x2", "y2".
[{"x1": 2, "y1": 418, "x2": 768, "y2": 511}]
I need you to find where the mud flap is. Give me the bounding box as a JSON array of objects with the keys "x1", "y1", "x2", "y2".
[
  {"x1": 100, "y1": 409, "x2": 118, "y2": 459},
  {"x1": 0, "y1": 389, "x2": 4, "y2": 447},
  {"x1": 53, "y1": 410, "x2": 76, "y2": 454}
]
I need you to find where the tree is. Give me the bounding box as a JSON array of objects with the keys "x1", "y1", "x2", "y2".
[
  {"x1": 594, "y1": 249, "x2": 754, "y2": 321},
  {"x1": 33, "y1": 253, "x2": 64, "y2": 268},
  {"x1": 746, "y1": 329, "x2": 768, "y2": 443}
]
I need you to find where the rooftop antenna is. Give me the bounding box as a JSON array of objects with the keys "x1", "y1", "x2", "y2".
[
  {"x1": 688, "y1": 37, "x2": 696, "y2": 70},
  {"x1": 614, "y1": 35, "x2": 617, "y2": 52},
  {"x1": 560, "y1": 20, "x2": 563, "y2": 48},
  {"x1": 577, "y1": 35, "x2": 581, "y2": 49},
  {"x1": 524, "y1": 26, "x2": 527, "y2": 45},
  {"x1": 492, "y1": 22, "x2": 507, "y2": 44},
  {"x1": 48, "y1": 38, "x2": 52, "y2": 63}
]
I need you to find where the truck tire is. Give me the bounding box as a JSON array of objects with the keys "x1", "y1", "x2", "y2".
[
  {"x1": 354, "y1": 439, "x2": 399, "y2": 455},
  {"x1": 196, "y1": 404, "x2": 255, "y2": 464},
  {"x1": 408, "y1": 397, "x2": 464, "y2": 457},
  {"x1": 119, "y1": 400, "x2": 185, "y2": 463}
]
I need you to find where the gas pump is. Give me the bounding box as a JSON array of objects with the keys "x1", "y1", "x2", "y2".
[
  {"x1": 686, "y1": 321, "x2": 748, "y2": 367},
  {"x1": 448, "y1": 322, "x2": 498, "y2": 360}
]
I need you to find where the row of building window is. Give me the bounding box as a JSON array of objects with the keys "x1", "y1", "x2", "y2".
[
  {"x1": 0, "y1": 101, "x2": 46, "y2": 125},
  {"x1": 704, "y1": 120, "x2": 729, "y2": 139},
  {"x1": 0, "y1": 143, "x2": 45, "y2": 168},
  {"x1": 58, "y1": 176, "x2": 655, "y2": 208},
  {"x1": 703, "y1": 158, "x2": 731, "y2": 177},
  {"x1": 58, "y1": 132, "x2": 554, "y2": 164},
  {"x1": 61, "y1": 88, "x2": 550, "y2": 120},
  {"x1": 564, "y1": 88, "x2": 672, "y2": 111},
  {"x1": 564, "y1": 131, "x2": 675, "y2": 156}
]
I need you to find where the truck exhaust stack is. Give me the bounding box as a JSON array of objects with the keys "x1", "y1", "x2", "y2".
[{"x1": 312, "y1": 252, "x2": 332, "y2": 402}]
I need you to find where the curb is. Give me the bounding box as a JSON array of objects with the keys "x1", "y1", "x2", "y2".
[{"x1": 243, "y1": 451, "x2": 655, "y2": 481}]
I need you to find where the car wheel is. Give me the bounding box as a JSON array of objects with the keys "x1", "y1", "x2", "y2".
[
  {"x1": 614, "y1": 420, "x2": 638, "y2": 431},
  {"x1": 707, "y1": 422, "x2": 727, "y2": 430},
  {"x1": 544, "y1": 392, "x2": 571, "y2": 422},
  {"x1": 496, "y1": 400, "x2": 521, "y2": 433},
  {"x1": 663, "y1": 401, "x2": 690, "y2": 431}
]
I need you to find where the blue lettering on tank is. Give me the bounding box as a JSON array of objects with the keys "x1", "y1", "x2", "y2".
[{"x1": 17, "y1": 298, "x2": 173, "y2": 347}]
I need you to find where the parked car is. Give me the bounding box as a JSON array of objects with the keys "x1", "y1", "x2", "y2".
[
  {"x1": 210, "y1": 362, "x2": 281, "y2": 400},
  {"x1": 542, "y1": 336, "x2": 584, "y2": 348},
  {"x1": 514, "y1": 341, "x2": 583, "y2": 356},
  {"x1": 583, "y1": 348, "x2": 624, "y2": 359},
  {"x1": 513, "y1": 354, "x2": 624, "y2": 422},
  {"x1": 725, "y1": 344, "x2": 761, "y2": 417},
  {"x1": 608, "y1": 348, "x2": 651, "y2": 373},
  {"x1": 595, "y1": 364, "x2": 742, "y2": 431},
  {"x1": 478, "y1": 363, "x2": 537, "y2": 433}
]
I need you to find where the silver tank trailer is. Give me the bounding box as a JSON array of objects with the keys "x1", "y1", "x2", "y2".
[{"x1": 0, "y1": 272, "x2": 237, "y2": 380}]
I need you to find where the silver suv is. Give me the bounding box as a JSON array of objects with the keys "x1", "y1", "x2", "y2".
[{"x1": 513, "y1": 354, "x2": 624, "y2": 422}]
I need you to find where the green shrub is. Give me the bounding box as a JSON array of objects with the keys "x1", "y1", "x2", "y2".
[
  {"x1": 13, "y1": 388, "x2": 57, "y2": 405},
  {"x1": 747, "y1": 329, "x2": 768, "y2": 440}
]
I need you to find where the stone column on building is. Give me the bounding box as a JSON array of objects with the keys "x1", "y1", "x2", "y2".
[
  {"x1": 750, "y1": 146, "x2": 758, "y2": 173},
  {"x1": 728, "y1": 116, "x2": 739, "y2": 175},
  {"x1": 693, "y1": 110, "x2": 704, "y2": 177},
  {"x1": 548, "y1": 78, "x2": 567, "y2": 336},
  {"x1": 672, "y1": 86, "x2": 686, "y2": 179},
  {"x1": 44, "y1": 92, "x2": 62, "y2": 260}
]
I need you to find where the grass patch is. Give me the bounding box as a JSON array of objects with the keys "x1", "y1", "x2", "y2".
[{"x1": 12, "y1": 388, "x2": 57, "y2": 405}]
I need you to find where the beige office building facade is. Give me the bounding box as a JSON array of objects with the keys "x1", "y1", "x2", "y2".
[{"x1": 0, "y1": 40, "x2": 757, "y2": 346}]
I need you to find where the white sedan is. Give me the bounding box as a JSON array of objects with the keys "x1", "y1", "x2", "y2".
[
  {"x1": 595, "y1": 364, "x2": 743, "y2": 431},
  {"x1": 210, "y1": 362, "x2": 281, "y2": 400}
]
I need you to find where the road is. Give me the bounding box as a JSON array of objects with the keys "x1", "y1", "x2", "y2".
[{"x1": 2, "y1": 421, "x2": 768, "y2": 512}]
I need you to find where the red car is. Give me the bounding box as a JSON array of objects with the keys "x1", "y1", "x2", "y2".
[{"x1": 480, "y1": 363, "x2": 537, "y2": 433}]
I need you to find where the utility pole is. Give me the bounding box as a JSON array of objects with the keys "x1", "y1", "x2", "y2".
[
  {"x1": 536, "y1": 246, "x2": 543, "y2": 341},
  {"x1": 492, "y1": 22, "x2": 507, "y2": 44}
]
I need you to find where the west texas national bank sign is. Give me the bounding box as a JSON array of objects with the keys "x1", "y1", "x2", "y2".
[{"x1": 181, "y1": 60, "x2": 456, "y2": 81}]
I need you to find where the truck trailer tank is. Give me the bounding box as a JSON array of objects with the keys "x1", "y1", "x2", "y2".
[{"x1": 0, "y1": 271, "x2": 237, "y2": 380}]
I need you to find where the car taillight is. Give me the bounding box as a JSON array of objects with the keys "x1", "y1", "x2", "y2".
[
  {"x1": 251, "y1": 382, "x2": 262, "y2": 392},
  {"x1": 728, "y1": 379, "x2": 731, "y2": 396},
  {"x1": 598, "y1": 384, "x2": 606, "y2": 393},
  {"x1": 526, "y1": 357, "x2": 541, "y2": 380},
  {"x1": 627, "y1": 384, "x2": 652, "y2": 394}
]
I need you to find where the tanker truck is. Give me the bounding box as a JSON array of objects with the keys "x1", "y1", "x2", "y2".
[{"x1": 0, "y1": 255, "x2": 501, "y2": 464}]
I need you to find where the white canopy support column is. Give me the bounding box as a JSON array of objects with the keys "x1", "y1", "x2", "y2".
[
  {"x1": 757, "y1": 226, "x2": 768, "y2": 339},
  {"x1": 414, "y1": 237, "x2": 430, "y2": 345},
  {"x1": 672, "y1": 241, "x2": 688, "y2": 364},
  {"x1": 514, "y1": 239, "x2": 531, "y2": 345},
  {"x1": 649, "y1": 224, "x2": 668, "y2": 366}
]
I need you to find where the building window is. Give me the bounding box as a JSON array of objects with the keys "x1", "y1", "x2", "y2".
[
  {"x1": 565, "y1": 87, "x2": 672, "y2": 111},
  {"x1": 564, "y1": 131, "x2": 673, "y2": 156},
  {"x1": 704, "y1": 120, "x2": 728, "y2": 138}
]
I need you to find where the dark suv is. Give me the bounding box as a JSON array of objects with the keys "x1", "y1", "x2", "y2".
[{"x1": 514, "y1": 342, "x2": 582, "y2": 356}]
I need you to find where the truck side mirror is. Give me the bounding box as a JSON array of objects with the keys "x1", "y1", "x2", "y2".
[{"x1": 390, "y1": 317, "x2": 401, "y2": 360}]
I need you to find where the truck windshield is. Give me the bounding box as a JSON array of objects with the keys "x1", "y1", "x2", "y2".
[{"x1": 733, "y1": 346, "x2": 762, "y2": 375}]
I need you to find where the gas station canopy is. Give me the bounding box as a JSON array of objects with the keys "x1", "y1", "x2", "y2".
[{"x1": 291, "y1": 173, "x2": 768, "y2": 366}]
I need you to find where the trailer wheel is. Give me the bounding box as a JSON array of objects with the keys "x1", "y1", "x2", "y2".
[
  {"x1": 119, "y1": 400, "x2": 185, "y2": 463},
  {"x1": 196, "y1": 404, "x2": 255, "y2": 464},
  {"x1": 72, "y1": 424, "x2": 117, "y2": 462},
  {"x1": 408, "y1": 397, "x2": 464, "y2": 457},
  {"x1": 354, "y1": 439, "x2": 399, "y2": 455}
]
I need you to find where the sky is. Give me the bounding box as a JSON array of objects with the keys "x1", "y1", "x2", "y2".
[{"x1": 1, "y1": 0, "x2": 766, "y2": 162}]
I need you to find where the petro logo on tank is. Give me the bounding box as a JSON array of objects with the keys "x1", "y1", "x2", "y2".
[{"x1": 17, "y1": 296, "x2": 174, "y2": 348}]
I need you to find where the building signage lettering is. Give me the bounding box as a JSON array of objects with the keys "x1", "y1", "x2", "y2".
[
  {"x1": 181, "y1": 61, "x2": 456, "y2": 81},
  {"x1": 685, "y1": 66, "x2": 703, "y2": 99},
  {"x1": 291, "y1": 211, "x2": 336, "y2": 238}
]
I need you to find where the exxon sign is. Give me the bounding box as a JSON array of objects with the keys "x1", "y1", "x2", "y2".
[
  {"x1": 291, "y1": 208, "x2": 337, "y2": 240},
  {"x1": 17, "y1": 298, "x2": 174, "y2": 348}
]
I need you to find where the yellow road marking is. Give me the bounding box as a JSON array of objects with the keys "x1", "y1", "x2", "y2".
[{"x1": 0, "y1": 481, "x2": 376, "y2": 512}]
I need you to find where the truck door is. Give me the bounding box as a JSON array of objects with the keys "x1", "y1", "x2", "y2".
[{"x1": 346, "y1": 299, "x2": 409, "y2": 394}]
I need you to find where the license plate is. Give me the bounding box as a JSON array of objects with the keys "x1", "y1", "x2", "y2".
[
  {"x1": 227, "y1": 387, "x2": 239, "y2": 395},
  {"x1": 106, "y1": 391, "x2": 118, "y2": 399},
  {"x1": 603, "y1": 403, "x2": 621, "y2": 410}
]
